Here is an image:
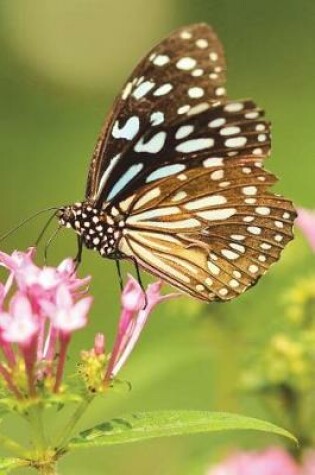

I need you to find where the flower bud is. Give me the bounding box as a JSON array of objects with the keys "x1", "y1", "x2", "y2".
[
  {"x1": 121, "y1": 275, "x2": 145, "y2": 312},
  {"x1": 94, "y1": 333, "x2": 105, "y2": 356}
]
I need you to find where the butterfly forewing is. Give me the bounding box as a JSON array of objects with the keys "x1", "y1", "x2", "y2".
[{"x1": 86, "y1": 23, "x2": 227, "y2": 203}]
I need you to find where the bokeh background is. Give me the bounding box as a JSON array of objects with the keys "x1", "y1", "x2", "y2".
[{"x1": 0, "y1": 1, "x2": 314, "y2": 473}]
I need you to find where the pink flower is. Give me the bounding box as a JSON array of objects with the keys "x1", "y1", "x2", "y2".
[
  {"x1": 303, "y1": 450, "x2": 315, "y2": 475},
  {"x1": 296, "y1": 208, "x2": 315, "y2": 251},
  {"x1": 0, "y1": 248, "x2": 92, "y2": 397},
  {"x1": 42, "y1": 285, "x2": 92, "y2": 334},
  {"x1": 207, "y1": 447, "x2": 300, "y2": 475},
  {"x1": 104, "y1": 275, "x2": 177, "y2": 382},
  {"x1": 0, "y1": 292, "x2": 38, "y2": 345}
]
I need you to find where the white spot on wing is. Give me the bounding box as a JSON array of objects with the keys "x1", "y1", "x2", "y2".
[
  {"x1": 146, "y1": 164, "x2": 186, "y2": 183},
  {"x1": 152, "y1": 54, "x2": 170, "y2": 66},
  {"x1": 171, "y1": 191, "x2": 187, "y2": 202},
  {"x1": 184, "y1": 195, "x2": 227, "y2": 210},
  {"x1": 150, "y1": 111, "x2": 164, "y2": 126},
  {"x1": 209, "y1": 118, "x2": 226, "y2": 128},
  {"x1": 175, "y1": 125, "x2": 194, "y2": 139},
  {"x1": 203, "y1": 157, "x2": 223, "y2": 168},
  {"x1": 112, "y1": 116, "x2": 140, "y2": 140},
  {"x1": 176, "y1": 57, "x2": 197, "y2": 70},
  {"x1": 220, "y1": 126, "x2": 241, "y2": 136},
  {"x1": 96, "y1": 153, "x2": 121, "y2": 199},
  {"x1": 225, "y1": 137, "x2": 247, "y2": 147},
  {"x1": 134, "y1": 132, "x2": 167, "y2": 154},
  {"x1": 245, "y1": 111, "x2": 259, "y2": 119},
  {"x1": 134, "y1": 188, "x2": 161, "y2": 210},
  {"x1": 197, "y1": 208, "x2": 236, "y2": 221},
  {"x1": 247, "y1": 226, "x2": 261, "y2": 235},
  {"x1": 242, "y1": 186, "x2": 257, "y2": 196},
  {"x1": 133, "y1": 81, "x2": 155, "y2": 99},
  {"x1": 211, "y1": 170, "x2": 224, "y2": 180},
  {"x1": 207, "y1": 261, "x2": 220, "y2": 275},
  {"x1": 154, "y1": 83, "x2": 173, "y2": 96},
  {"x1": 215, "y1": 87, "x2": 226, "y2": 96},
  {"x1": 177, "y1": 105, "x2": 191, "y2": 115},
  {"x1": 176, "y1": 138, "x2": 214, "y2": 153},
  {"x1": 107, "y1": 163, "x2": 143, "y2": 201},
  {"x1": 187, "y1": 102, "x2": 210, "y2": 115},
  {"x1": 222, "y1": 249, "x2": 239, "y2": 260},
  {"x1": 249, "y1": 264, "x2": 259, "y2": 273},
  {"x1": 122, "y1": 82, "x2": 132, "y2": 100},
  {"x1": 224, "y1": 102, "x2": 244, "y2": 112},
  {"x1": 196, "y1": 39, "x2": 208, "y2": 48},
  {"x1": 180, "y1": 31, "x2": 192, "y2": 39},
  {"x1": 188, "y1": 87, "x2": 204, "y2": 98},
  {"x1": 192, "y1": 68, "x2": 204, "y2": 77}
]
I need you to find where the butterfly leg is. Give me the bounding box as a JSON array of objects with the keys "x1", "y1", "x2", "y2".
[
  {"x1": 115, "y1": 259, "x2": 124, "y2": 291},
  {"x1": 73, "y1": 235, "x2": 83, "y2": 272},
  {"x1": 130, "y1": 256, "x2": 148, "y2": 309}
]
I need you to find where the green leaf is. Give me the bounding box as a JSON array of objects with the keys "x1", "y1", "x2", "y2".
[
  {"x1": 0, "y1": 457, "x2": 27, "y2": 474},
  {"x1": 70, "y1": 410, "x2": 296, "y2": 448}
]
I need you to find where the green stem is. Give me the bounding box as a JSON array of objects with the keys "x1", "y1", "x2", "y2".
[
  {"x1": 56, "y1": 396, "x2": 93, "y2": 451},
  {"x1": 27, "y1": 404, "x2": 48, "y2": 454},
  {"x1": 37, "y1": 461, "x2": 59, "y2": 475},
  {"x1": 0, "y1": 431, "x2": 27, "y2": 457}
]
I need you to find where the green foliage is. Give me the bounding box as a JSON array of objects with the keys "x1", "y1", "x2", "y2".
[{"x1": 69, "y1": 411, "x2": 296, "y2": 447}]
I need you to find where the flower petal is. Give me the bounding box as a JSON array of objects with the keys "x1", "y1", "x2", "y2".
[
  {"x1": 121, "y1": 275, "x2": 145, "y2": 312},
  {"x1": 296, "y1": 208, "x2": 315, "y2": 251}
]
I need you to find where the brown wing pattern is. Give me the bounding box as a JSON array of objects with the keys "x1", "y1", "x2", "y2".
[
  {"x1": 82, "y1": 22, "x2": 296, "y2": 302},
  {"x1": 116, "y1": 162, "x2": 296, "y2": 301},
  {"x1": 86, "y1": 23, "x2": 227, "y2": 201}
]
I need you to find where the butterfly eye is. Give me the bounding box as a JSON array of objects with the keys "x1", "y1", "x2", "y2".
[{"x1": 58, "y1": 207, "x2": 73, "y2": 225}]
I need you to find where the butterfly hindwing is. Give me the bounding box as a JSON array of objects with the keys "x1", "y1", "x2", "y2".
[{"x1": 115, "y1": 162, "x2": 295, "y2": 301}]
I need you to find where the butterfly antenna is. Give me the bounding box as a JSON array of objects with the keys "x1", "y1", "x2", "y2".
[
  {"x1": 44, "y1": 226, "x2": 62, "y2": 264},
  {"x1": 0, "y1": 207, "x2": 59, "y2": 245},
  {"x1": 35, "y1": 209, "x2": 59, "y2": 247}
]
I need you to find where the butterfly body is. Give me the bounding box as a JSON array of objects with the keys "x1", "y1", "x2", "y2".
[
  {"x1": 58, "y1": 23, "x2": 296, "y2": 302},
  {"x1": 58, "y1": 203, "x2": 126, "y2": 259}
]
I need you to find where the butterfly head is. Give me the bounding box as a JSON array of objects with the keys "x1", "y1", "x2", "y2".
[{"x1": 57, "y1": 204, "x2": 78, "y2": 229}]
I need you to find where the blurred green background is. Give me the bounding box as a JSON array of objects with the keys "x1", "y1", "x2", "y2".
[{"x1": 0, "y1": 0, "x2": 314, "y2": 473}]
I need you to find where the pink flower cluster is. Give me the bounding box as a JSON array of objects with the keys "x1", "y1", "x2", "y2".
[
  {"x1": 207, "y1": 447, "x2": 315, "y2": 475},
  {"x1": 102, "y1": 276, "x2": 176, "y2": 383},
  {"x1": 0, "y1": 248, "x2": 177, "y2": 399},
  {"x1": 0, "y1": 248, "x2": 92, "y2": 397}
]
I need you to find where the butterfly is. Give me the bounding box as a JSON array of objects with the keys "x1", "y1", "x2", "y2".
[{"x1": 58, "y1": 23, "x2": 296, "y2": 302}]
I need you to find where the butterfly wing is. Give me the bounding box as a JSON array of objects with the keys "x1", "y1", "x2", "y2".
[
  {"x1": 115, "y1": 163, "x2": 295, "y2": 301},
  {"x1": 86, "y1": 23, "x2": 227, "y2": 202},
  {"x1": 83, "y1": 22, "x2": 295, "y2": 302}
]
